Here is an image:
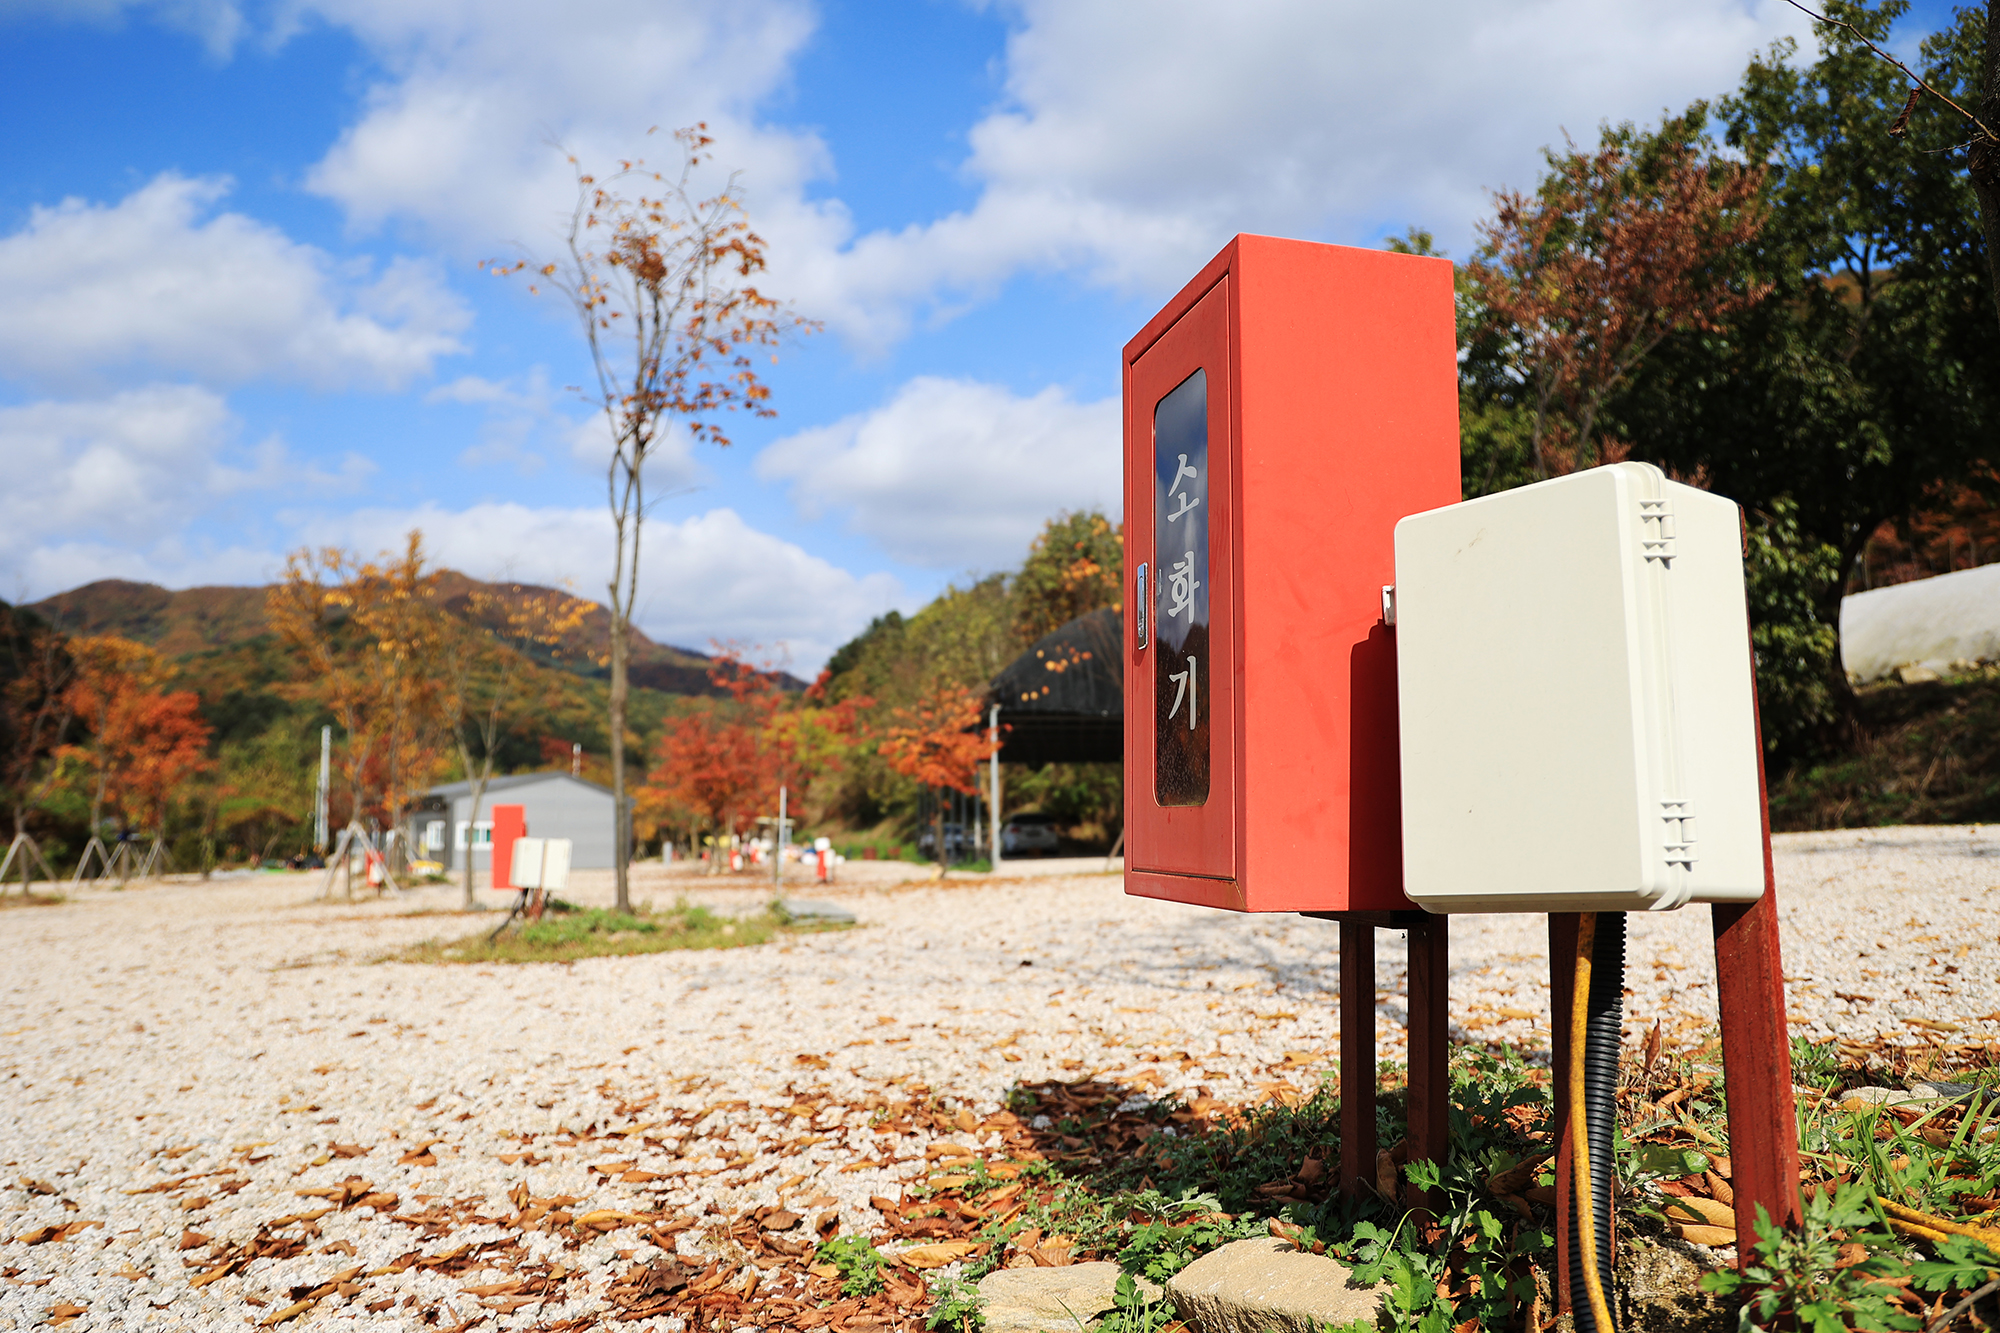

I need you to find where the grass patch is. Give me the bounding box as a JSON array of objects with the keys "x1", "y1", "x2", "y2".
[
  {"x1": 936, "y1": 1036, "x2": 2000, "y2": 1332},
  {"x1": 386, "y1": 899, "x2": 843, "y2": 964},
  {"x1": 0, "y1": 890, "x2": 67, "y2": 908}
]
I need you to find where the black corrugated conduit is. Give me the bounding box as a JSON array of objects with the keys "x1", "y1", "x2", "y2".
[{"x1": 1568, "y1": 911, "x2": 1626, "y2": 1333}]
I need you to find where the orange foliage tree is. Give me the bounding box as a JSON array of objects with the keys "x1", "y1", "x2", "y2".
[
  {"x1": 63, "y1": 636, "x2": 173, "y2": 837},
  {"x1": 648, "y1": 702, "x2": 769, "y2": 870},
  {"x1": 268, "y1": 532, "x2": 450, "y2": 847},
  {"x1": 60, "y1": 636, "x2": 211, "y2": 843},
  {"x1": 107, "y1": 691, "x2": 212, "y2": 838},
  {"x1": 491, "y1": 125, "x2": 814, "y2": 912},
  {"x1": 641, "y1": 652, "x2": 866, "y2": 871},
  {"x1": 1467, "y1": 126, "x2": 1769, "y2": 480},
  {"x1": 879, "y1": 683, "x2": 1000, "y2": 873}
]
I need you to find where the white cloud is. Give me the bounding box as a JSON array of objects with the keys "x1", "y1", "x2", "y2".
[
  {"x1": 0, "y1": 173, "x2": 469, "y2": 392},
  {"x1": 756, "y1": 376, "x2": 1119, "y2": 569},
  {"x1": 1, "y1": 0, "x2": 247, "y2": 57},
  {"x1": 0, "y1": 385, "x2": 291, "y2": 596},
  {"x1": 295, "y1": 502, "x2": 904, "y2": 668},
  {"x1": 764, "y1": 0, "x2": 1822, "y2": 347},
  {"x1": 300, "y1": 0, "x2": 822, "y2": 254},
  {"x1": 253, "y1": 0, "x2": 1821, "y2": 353}
]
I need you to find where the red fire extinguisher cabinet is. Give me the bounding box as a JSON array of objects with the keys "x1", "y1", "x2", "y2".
[{"x1": 1122, "y1": 234, "x2": 1460, "y2": 914}]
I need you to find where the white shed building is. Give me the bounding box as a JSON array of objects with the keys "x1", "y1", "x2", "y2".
[{"x1": 413, "y1": 772, "x2": 619, "y2": 871}]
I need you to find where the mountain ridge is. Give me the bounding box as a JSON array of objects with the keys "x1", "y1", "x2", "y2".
[{"x1": 26, "y1": 575, "x2": 804, "y2": 695}]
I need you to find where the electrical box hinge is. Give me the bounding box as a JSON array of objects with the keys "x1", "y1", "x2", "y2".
[
  {"x1": 1640, "y1": 497, "x2": 1676, "y2": 563},
  {"x1": 1661, "y1": 798, "x2": 1696, "y2": 868}
]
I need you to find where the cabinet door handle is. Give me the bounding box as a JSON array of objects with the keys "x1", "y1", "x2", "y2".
[{"x1": 1134, "y1": 563, "x2": 1150, "y2": 650}]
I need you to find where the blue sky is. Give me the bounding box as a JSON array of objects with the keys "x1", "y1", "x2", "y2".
[{"x1": 0, "y1": 0, "x2": 1965, "y2": 667}]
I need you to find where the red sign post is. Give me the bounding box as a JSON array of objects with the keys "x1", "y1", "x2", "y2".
[{"x1": 490, "y1": 804, "x2": 526, "y2": 891}]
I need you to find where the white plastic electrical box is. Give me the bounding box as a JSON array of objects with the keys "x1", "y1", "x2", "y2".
[
  {"x1": 1393, "y1": 463, "x2": 1765, "y2": 913},
  {"x1": 508, "y1": 837, "x2": 573, "y2": 893}
]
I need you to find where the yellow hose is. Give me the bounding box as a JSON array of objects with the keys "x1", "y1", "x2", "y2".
[
  {"x1": 1569, "y1": 913, "x2": 1616, "y2": 1333},
  {"x1": 1877, "y1": 1198, "x2": 2000, "y2": 1251}
]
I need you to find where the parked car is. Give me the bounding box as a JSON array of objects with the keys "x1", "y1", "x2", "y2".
[
  {"x1": 916, "y1": 822, "x2": 975, "y2": 859},
  {"x1": 1002, "y1": 814, "x2": 1061, "y2": 856}
]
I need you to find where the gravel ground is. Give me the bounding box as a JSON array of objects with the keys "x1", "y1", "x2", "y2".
[{"x1": 3, "y1": 825, "x2": 1999, "y2": 1330}]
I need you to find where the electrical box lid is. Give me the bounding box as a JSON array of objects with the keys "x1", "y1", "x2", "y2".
[{"x1": 1393, "y1": 463, "x2": 1765, "y2": 914}]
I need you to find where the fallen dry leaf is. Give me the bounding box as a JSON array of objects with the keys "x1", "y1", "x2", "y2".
[{"x1": 897, "y1": 1242, "x2": 976, "y2": 1270}]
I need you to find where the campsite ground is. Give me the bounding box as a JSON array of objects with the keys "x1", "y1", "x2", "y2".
[{"x1": 3, "y1": 829, "x2": 1999, "y2": 1330}]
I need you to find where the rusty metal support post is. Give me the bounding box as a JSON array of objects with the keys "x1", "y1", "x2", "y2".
[
  {"x1": 1339, "y1": 919, "x2": 1378, "y2": 1200},
  {"x1": 1405, "y1": 913, "x2": 1451, "y2": 1227}
]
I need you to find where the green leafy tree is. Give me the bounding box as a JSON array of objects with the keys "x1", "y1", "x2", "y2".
[{"x1": 1610, "y1": 1, "x2": 2000, "y2": 742}]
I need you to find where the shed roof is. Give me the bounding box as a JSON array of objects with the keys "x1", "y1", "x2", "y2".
[{"x1": 424, "y1": 771, "x2": 613, "y2": 799}]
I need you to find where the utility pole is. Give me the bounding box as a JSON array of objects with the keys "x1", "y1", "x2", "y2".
[
  {"x1": 315, "y1": 726, "x2": 331, "y2": 853},
  {"x1": 773, "y1": 784, "x2": 787, "y2": 891},
  {"x1": 988, "y1": 705, "x2": 1002, "y2": 872}
]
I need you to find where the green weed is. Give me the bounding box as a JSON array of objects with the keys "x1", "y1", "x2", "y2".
[
  {"x1": 922, "y1": 1274, "x2": 983, "y2": 1332},
  {"x1": 816, "y1": 1234, "x2": 887, "y2": 1297},
  {"x1": 1701, "y1": 1186, "x2": 1922, "y2": 1331}
]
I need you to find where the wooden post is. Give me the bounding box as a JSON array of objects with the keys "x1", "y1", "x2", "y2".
[
  {"x1": 1405, "y1": 914, "x2": 1450, "y2": 1227},
  {"x1": 1339, "y1": 919, "x2": 1377, "y2": 1200}
]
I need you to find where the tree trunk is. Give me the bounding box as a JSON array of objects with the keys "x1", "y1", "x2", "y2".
[
  {"x1": 1972, "y1": 0, "x2": 2000, "y2": 333},
  {"x1": 934, "y1": 799, "x2": 947, "y2": 880},
  {"x1": 462, "y1": 758, "x2": 490, "y2": 912},
  {"x1": 610, "y1": 610, "x2": 631, "y2": 914}
]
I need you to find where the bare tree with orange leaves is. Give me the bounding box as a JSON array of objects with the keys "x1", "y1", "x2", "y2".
[{"x1": 490, "y1": 125, "x2": 815, "y2": 913}]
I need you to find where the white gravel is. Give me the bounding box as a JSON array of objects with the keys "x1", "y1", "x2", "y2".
[{"x1": 4, "y1": 826, "x2": 1998, "y2": 1329}]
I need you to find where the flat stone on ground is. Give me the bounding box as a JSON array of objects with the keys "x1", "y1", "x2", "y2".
[
  {"x1": 979, "y1": 1261, "x2": 1157, "y2": 1332},
  {"x1": 778, "y1": 897, "x2": 858, "y2": 924},
  {"x1": 1166, "y1": 1237, "x2": 1388, "y2": 1333}
]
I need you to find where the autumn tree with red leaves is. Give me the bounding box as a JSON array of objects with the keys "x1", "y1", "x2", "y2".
[
  {"x1": 880, "y1": 683, "x2": 1000, "y2": 875},
  {"x1": 643, "y1": 651, "x2": 866, "y2": 873},
  {"x1": 60, "y1": 637, "x2": 211, "y2": 847},
  {"x1": 492, "y1": 126, "x2": 814, "y2": 912},
  {"x1": 1467, "y1": 124, "x2": 1769, "y2": 481}
]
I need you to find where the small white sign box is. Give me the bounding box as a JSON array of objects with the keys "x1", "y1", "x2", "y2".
[
  {"x1": 509, "y1": 837, "x2": 573, "y2": 892},
  {"x1": 1393, "y1": 462, "x2": 1764, "y2": 914}
]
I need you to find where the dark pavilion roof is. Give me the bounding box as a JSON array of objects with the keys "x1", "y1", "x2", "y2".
[{"x1": 987, "y1": 607, "x2": 1122, "y2": 765}]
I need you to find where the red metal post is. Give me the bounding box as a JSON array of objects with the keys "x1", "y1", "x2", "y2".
[
  {"x1": 1711, "y1": 599, "x2": 1801, "y2": 1258},
  {"x1": 1405, "y1": 914, "x2": 1450, "y2": 1227},
  {"x1": 1339, "y1": 920, "x2": 1377, "y2": 1199},
  {"x1": 1712, "y1": 758, "x2": 1802, "y2": 1252}
]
